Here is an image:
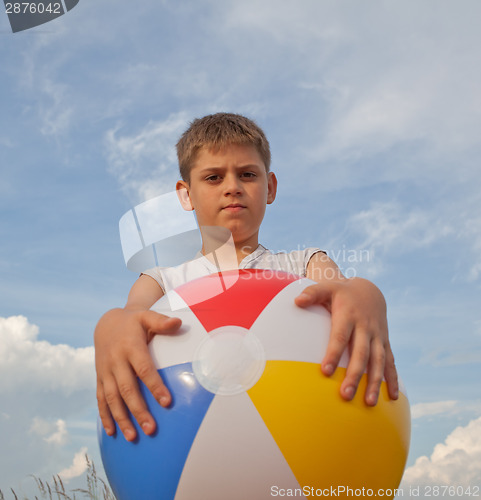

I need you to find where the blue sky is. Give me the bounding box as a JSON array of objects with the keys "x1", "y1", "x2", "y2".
[{"x1": 1, "y1": 0, "x2": 480, "y2": 495}]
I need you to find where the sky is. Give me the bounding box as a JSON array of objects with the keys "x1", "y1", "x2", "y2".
[{"x1": 1, "y1": 0, "x2": 480, "y2": 496}]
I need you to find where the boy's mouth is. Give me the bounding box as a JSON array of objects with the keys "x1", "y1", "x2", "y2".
[{"x1": 223, "y1": 203, "x2": 246, "y2": 212}]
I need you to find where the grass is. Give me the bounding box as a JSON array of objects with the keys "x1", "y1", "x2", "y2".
[{"x1": 0, "y1": 455, "x2": 115, "y2": 500}]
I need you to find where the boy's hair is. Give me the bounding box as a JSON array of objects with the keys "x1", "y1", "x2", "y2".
[{"x1": 176, "y1": 112, "x2": 271, "y2": 182}]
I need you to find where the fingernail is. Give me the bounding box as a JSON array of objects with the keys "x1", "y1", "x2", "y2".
[
  {"x1": 141, "y1": 422, "x2": 152, "y2": 434},
  {"x1": 124, "y1": 428, "x2": 136, "y2": 441},
  {"x1": 323, "y1": 364, "x2": 334, "y2": 376},
  {"x1": 344, "y1": 386, "x2": 355, "y2": 400},
  {"x1": 368, "y1": 392, "x2": 378, "y2": 405},
  {"x1": 159, "y1": 395, "x2": 169, "y2": 406}
]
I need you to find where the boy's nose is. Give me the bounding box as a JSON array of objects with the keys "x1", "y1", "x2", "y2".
[{"x1": 223, "y1": 175, "x2": 243, "y2": 196}]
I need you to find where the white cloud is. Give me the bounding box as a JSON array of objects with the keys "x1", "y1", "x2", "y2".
[
  {"x1": 332, "y1": 194, "x2": 481, "y2": 282},
  {"x1": 30, "y1": 417, "x2": 68, "y2": 445},
  {"x1": 402, "y1": 416, "x2": 481, "y2": 488},
  {"x1": 211, "y1": 0, "x2": 481, "y2": 195},
  {"x1": 14, "y1": 24, "x2": 76, "y2": 138},
  {"x1": 411, "y1": 401, "x2": 458, "y2": 419},
  {"x1": 38, "y1": 78, "x2": 74, "y2": 137},
  {"x1": 47, "y1": 420, "x2": 68, "y2": 445},
  {"x1": 105, "y1": 113, "x2": 189, "y2": 203},
  {"x1": 309, "y1": 3, "x2": 481, "y2": 169},
  {"x1": 0, "y1": 315, "x2": 94, "y2": 395},
  {"x1": 348, "y1": 202, "x2": 453, "y2": 255},
  {"x1": 323, "y1": 200, "x2": 455, "y2": 278},
  {"x1": 0, "y1": 315, "x2": 97, "y2": 490},
  {"x1": 58, "y1": 447, "x2": 89, "y2": 482}
]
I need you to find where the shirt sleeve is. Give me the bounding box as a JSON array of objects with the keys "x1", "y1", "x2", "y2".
[
  {"x1": 300, "y1": 248, "x2": 326, "y2": 277},
  {"x1": 303, "y1": 248, "x2": 328, "y2": 277},
  {"x1": 140, "y1": 267, "x2": 166, "y2": 294},
  {"x1": 276, "y1": 247, "x2": 325, "y2": 277}
]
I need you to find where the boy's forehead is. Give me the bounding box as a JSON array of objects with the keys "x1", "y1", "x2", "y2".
[{"x1": 193, "y1": 143, "x2": 265, "y2": 170}]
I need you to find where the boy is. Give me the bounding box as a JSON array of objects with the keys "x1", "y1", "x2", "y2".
[{"x1": 95, "y1": 113, "x2": 398, "y2": 442}]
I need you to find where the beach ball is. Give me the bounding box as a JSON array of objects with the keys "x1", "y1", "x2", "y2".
[{"x1": 98, "y1": 269, "x2": 410, "y2": 500}]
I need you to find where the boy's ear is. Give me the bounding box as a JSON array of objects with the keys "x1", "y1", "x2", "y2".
[
  {"x1": 176, "y1": 181, "x2": 194, "y2": 211},
  {"x1": 267, "y1": 172, "x2": 278, "y2": 205}
]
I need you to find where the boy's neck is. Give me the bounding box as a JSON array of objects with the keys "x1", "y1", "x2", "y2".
[
  {"x1": 234, "y1": 242, "x2": 258, "y2": 264},
  {"x1": 199, "y1": 227, "x2": 259, "y2": 268}
]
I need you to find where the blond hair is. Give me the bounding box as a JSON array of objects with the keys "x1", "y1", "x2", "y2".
[{"x1": 176, "y1": 112, "x2": 271, "y2": 182}]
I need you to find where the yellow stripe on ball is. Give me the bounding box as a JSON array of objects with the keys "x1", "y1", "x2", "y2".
[{"x1": 247, "y1": 361, "x2": 410, "y2": 498}]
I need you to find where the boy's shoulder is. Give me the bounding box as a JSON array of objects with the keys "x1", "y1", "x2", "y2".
[{"x1": 244, "y1": 245, "x2": 324, "y2": 277}]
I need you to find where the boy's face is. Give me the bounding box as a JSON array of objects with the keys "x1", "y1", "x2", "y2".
[{"x1": 177, "y1": 144, "x2": 277, "y2": 248}]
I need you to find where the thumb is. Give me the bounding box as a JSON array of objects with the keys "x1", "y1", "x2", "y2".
[
  {"x1": 295, "y1": 283, "x2": 333, "y2": 308},
  {"x1": 140, "y1": 310, "x2": 182, "y2": 340}
]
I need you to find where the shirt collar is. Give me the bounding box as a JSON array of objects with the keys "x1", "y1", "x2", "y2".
[{"x1": 194, "y1": 243, "x2": 267, "y2": 271}]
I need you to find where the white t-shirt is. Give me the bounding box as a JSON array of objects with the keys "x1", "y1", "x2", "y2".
[{"x1": 142, "y1": 244, "x2": 323, "y2": 294}]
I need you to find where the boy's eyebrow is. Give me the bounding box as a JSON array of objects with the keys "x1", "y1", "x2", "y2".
[{"x1": 197, "y1": 164, "x2": 263, "y2": 173}]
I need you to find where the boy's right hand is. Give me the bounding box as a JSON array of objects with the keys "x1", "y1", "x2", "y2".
[{"x1": 94, "y1": 308, "x2": 181, "y2": 441}]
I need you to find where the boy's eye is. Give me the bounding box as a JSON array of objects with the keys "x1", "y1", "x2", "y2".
[{"x1": 204, "y1": 171, "x2": 257, "y2": 182}]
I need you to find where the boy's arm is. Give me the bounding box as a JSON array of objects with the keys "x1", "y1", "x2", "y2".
[
  {"x1": 94, "y1": 275, "x2": 181, "y2": 441},
  {"x1": 296, "y1": 252, "x2": 399, "y2": 406}
]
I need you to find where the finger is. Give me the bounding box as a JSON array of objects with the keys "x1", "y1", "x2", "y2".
[
  {"x1": 384, "y1": 345, "x2": 399, "y2": 400},
  {"x1": 113, "y1": 360, "x2": 164, "y2": 439},
  {"x1": 321, "y1": 312, "x2": 354, "y2": 377},
  {"x1": 130, "y1": 345, "x2": 172, "y2": 408},
  {"x1": 102, "y1": 372, "x2": 138, "y2": 441},
  {"x1": 295, "y1": 283, "x2": 333, "y2": 309},
  {"x1": 364, "y1": 338, "x2": 385, "y2": 406},
  {"x1": 97, "y1": 383, "x2": 116, "y2": 436},
  {"x1": 140, "y1": 311, "x2": 182, "y2": 342},
  {"x1": 339, "y1": 328, "x2": 370, "y2": 401}
]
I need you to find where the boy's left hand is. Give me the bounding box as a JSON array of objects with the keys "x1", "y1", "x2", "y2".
[{"x1": 296, "y1": 275, "x2": 399, "y2": 406}]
